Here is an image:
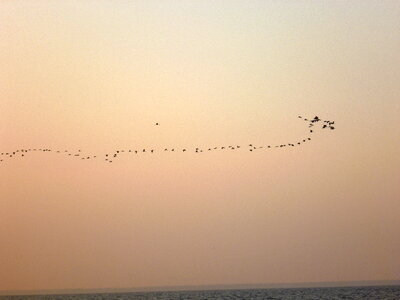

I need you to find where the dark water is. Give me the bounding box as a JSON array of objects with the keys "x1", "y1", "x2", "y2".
[{"x1": 2, "y1": 286, "x2": 400, "y2": 300}]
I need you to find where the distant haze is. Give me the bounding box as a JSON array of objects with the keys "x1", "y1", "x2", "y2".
[{"x1": 1, "y1": 0, "x2": 399, "y2": 292}]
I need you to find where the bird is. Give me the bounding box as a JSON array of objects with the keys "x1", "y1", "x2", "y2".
[{"x1": 0, "y1": 115, "x2": 334, "y2": 165}]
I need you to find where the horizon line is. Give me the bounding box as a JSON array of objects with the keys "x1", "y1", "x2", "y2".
[{"x1": 1, "y1": 280, "x2": 399, "y2": 296}]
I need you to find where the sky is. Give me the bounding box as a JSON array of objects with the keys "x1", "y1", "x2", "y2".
[{"x1": 1, "y1": 0, "x2": 399, "y2": 292}]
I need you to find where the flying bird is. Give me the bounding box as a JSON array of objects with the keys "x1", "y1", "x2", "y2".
[{"x1": 1, "y1": 115, "x2": 334, "y2": 164}]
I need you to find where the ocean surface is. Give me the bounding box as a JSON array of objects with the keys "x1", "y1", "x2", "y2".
[{"x1": 2, "y1": 286, "x2": 400, "y2": 300}]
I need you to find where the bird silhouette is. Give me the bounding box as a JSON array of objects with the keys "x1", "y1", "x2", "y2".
[{"x1": 0, "y1": 115, "x2": 334, "y2": 165}]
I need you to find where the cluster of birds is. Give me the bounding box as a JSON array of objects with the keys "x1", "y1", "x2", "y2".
[
  {"x1": 1, "y1": 116, "x2": 335, "y2": 164},
  {"x1": 303, "y1": 115, "x2": 335, "y2": 133}
]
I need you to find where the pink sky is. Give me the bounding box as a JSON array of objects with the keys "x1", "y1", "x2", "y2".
[{"x1": 1, "y1": 0, "x2": 399, "y2": 293}]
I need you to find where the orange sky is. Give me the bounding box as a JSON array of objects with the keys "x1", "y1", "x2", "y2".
[{"x1": 1, "y1": 0, "x2": 399, "y2": 292}]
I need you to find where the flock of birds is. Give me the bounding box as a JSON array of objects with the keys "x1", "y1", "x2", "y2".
[{"x1": 1, "y1": 116, "x2": 335, "y2": 164}]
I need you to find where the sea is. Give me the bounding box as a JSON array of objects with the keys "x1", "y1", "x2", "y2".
[{"x1": 1, "y1": 286, "x2": 400, "y2": 300}]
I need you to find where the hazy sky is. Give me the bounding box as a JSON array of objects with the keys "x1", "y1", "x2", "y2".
[{"x1": 1, "y1": 0, "x2": 399, "y2": 292}]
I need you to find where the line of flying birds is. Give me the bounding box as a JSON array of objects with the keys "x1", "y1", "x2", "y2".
[{"x1": 1, "y1": 116, "x2": 334, "y2": 164}]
